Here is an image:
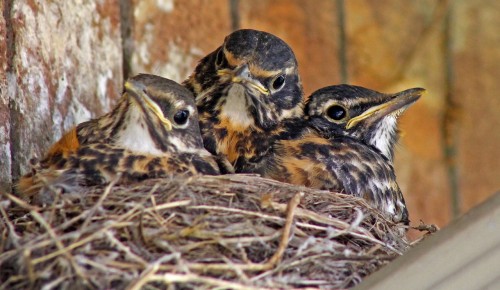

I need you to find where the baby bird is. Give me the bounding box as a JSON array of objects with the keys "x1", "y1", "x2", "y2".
[
  {"x1": 306, "y1": 85, "x2": 424, "y2": 161},
  {"x1": 257, "y1": 85, "x2": 424, "y2": 224},
  {"x1": 18, "y1": 74, "x2": 221, "y2": 198},
  {"x1": 183, "y1": 29, "x2": 304, "y2": 172}
]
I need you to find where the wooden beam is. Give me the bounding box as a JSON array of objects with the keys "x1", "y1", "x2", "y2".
[{"x1": 355, "y1": 191, "x2": 500, "y2": 290}]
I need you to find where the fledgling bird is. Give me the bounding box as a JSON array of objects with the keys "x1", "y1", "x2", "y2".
[
  {"x1": 257, "y1": 85, "x2": 424, "y2": 224},
  {"x1": 183, "y1": 29, "x2": 304, "y2": 172},
  {"x1": 18, "y1": 74, "x2": 221, "y2": 198},
  {"x1": 306, "y1": 85, "x2": 424, "y2": 162}
]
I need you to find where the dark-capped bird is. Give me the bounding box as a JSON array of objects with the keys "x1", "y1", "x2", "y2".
[
  {"x1": 183, "y1": 29, "x2": 304, "y2": 172},
  {"x1": 18, "y1": 74, "x2": 221, "y2": 198},
  {"x1": 257, "y1": 85, "x2": 424, "y2": 223}
]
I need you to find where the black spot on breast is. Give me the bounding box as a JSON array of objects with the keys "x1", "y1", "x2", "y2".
[
  {"x1": 192, "y1": 158, "x2": 219, "y2": 175},
  {"x1": 78, "y1": 146, "x2": 99, "y2": 156},
  {"x1": 147, "y1": 157, "x2": 162, "y2": 171},
  {"x1": 79, "y1": 158, "x2": 97, "y2": 171},
  {"x1": 47, "y1": 152, "x2": 68, "y2": 169},
  {"x1": 300, "y1": 142, "x2": 329, "y2": 158},
  {"x1": 55, "y1": 157, "x2": 68, "y2": 169},
  {"x1": 95, "y1": 143, "x2": 107, "y2": 150},
  {"x1": 364, "y1": 165, "x2": 375, "y2": 177},
  {"x1": 357, "y1": 172, "x2": 369, "y2": 189},
  {"x1": 216, "y1": 127, "x2": 228, "y2": 139},
  {"x1": 92, "y1": 150, "x2": 108, "y2": 162},
  {"x1": 107, "y1": 151, "x2": 124, "y2": 166},
  {"x1": 125, "y1": 171, "x2": 149, "y2": 181},
  {"x1": 81, "y1": 169, "x2": 105, "y2": 185},
  {"x1": 124, "y1": 155, "x2": 140, "y2": 168}
]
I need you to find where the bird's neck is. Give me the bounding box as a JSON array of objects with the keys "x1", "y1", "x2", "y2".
[
  {"x1": 219, "y1": 85, "x2": 256, "y2": 128},
  {"x1": 116, "y1": 100, "x2": 175, "y2": 155},
  {"x1": 364, "y1": 117, "x2": 399, "y2": 161},
  {"x1": 82, "y1": 97, "x2": 172, "y2": 155}
]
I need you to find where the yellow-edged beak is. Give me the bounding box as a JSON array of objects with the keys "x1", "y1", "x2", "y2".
[
  {"x1": 124, "y1": 80, "x2": 173, "y2": 131},
  {"x1": 346, "y1": 88, "x2": 425, "y2": 129},
  {"x1": 217, "y1": 66, "x2": 269, "y2": 95}
]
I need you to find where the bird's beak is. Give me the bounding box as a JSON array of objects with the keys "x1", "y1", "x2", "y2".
[
  {"x1": 217, "y1": 65, "x2": 269, "y2": 95},
  {"x1": 124, "y1": 80, "x2": 173, "y2": 131},
  {"x1": 346, "y1": 88, "x2": 425, "y2": 129}
]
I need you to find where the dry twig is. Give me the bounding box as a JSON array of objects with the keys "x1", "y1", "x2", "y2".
[{"x1": 0, "y1": 174, "x2": 415, "y2": 289}]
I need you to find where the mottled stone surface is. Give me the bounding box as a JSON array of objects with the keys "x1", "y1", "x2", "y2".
[
  {"x1": 238, "y1": 0, "x2": 341, "y2": 95},
  {"x1": 9, "y1": 0, "x2": 123, "y2": 183},
  {"x1": 454, "y1": 0, "x2": 500, "y2": 212},
  {"x1": 345, "y1": 0, "x2": 442, "y2": 88},
  {"x1": 129, "y1": 0, "x2": 231, "y2": 82},
  {"x1": 0, "y1": 0, "x2": 11, "y2": 192}
]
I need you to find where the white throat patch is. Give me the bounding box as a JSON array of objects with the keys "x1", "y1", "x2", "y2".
[
  {"x1": 116, "y1": 108, "x2": 163, "y2": 155},
  {"x1": 370, "y1": 116, "x2": 397, "y2": 159},
  {"x1": 220, "y1": 84, "x2": 255, "y2": 128}
]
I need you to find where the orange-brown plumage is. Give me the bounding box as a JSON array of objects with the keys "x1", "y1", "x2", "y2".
[
  {"x1": 184, "y1": 29, "x2": 421, "y2": 224},
  {"x1": 214, "y1": 117, "x2": 262, "y2": 164},
  {"x1": 255, "y1": 85, "x2": 424, "y2": 224},
  {"x1": 44, "y1": 127, "x2": 80, "y2": 163},
  {"x1": 184, "y1": 29, "x2": 304, "y2": 172},
  {"x1": 17, "y1": 74, "x2": 223, "y2": 201}
]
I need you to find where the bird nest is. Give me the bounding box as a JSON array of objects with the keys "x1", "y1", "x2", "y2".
[{"x1": 1, "y1": 174, "x2": 413, "y2": 289}]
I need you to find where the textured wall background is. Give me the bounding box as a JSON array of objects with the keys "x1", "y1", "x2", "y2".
[
  {"x1": 1, "y1": 0, "x2": 123, "y2": 189},
  {"x1": 1, "y1": 0, "x2": 499, "y2": 233}
]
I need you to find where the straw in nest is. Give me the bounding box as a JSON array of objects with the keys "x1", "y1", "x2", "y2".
[{"x1": 1, "y1": 174, "x2": 415, "y2": 289}]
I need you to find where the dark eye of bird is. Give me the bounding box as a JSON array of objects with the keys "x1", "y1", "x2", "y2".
[
  {"x1": 215, "y1": 48, "x2": 226, "y2": 67},
  {"x1": 174, "y1": 110, "x2": 190, "y2": 125},
  {"x1": 271, "y1": 75, "x2": 286, "y2": 91},
  {"x1": 326, "y1": 105, "x2": 347, "y2": 121}
]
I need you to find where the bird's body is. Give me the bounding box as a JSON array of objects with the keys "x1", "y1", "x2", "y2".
[
  {"x1": 184, "y1": 29, "x2": 304, "y2": 171},
  {"x1": 256, "y1": 85, "x2": 424, "y2": 223},
  {"x1": 258, "y1": 128, "x2": 406, "y2": 222},
  {"x1": 183, "y1": 29, "x2": 422, "y2": 222},
  {"x1": 18, "y1": 74, "x2": 221, "y2": 198}
]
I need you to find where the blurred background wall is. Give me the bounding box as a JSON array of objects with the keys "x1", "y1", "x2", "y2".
[{"x1": 1, "y1": 0, "x2": 499, "y2": 234}]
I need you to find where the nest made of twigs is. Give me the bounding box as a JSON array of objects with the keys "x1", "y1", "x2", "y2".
[{"x1": 1, "y1": 174, "x2": 411, "y2": 289}]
